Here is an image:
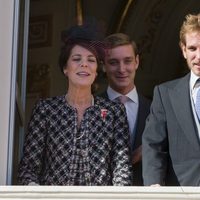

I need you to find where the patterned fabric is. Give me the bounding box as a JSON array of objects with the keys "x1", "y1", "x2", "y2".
[{"x1": 18, "y1": 95, "x2": 133, "y2": 185}]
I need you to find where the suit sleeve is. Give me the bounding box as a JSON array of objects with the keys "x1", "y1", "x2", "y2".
[
  {"x1": 112, "y1": 104, "x2": 133, "y2": 185},
  {"x1": 18, "y1": 100, "x2": 47, "y2": 185},
  {"x1": 142, "y1": 86, "x2": 168, "y2": 185}
]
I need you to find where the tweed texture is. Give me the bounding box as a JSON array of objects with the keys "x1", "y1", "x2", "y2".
[{"x1": 18, "y1": 96, "x2": 132, "y2": 185}]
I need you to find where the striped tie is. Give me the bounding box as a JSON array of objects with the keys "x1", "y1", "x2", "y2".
[
  {"x1": 116, "y1": 95, "x2": 128, "y2": 104},
  {"x1": 195, "y1": 88, "x2": 200, "y2": 121}
]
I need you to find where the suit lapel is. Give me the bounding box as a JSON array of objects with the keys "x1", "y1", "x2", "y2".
[
  {"x1": 134, "y1": 95, "x2": 150, "y2": 149},
  {"x1": 134, "y1": 97, "x2": 143, "y2": 149},
  {"x1": 169, "y1": 74, "x2": 200, "y2": 150}
]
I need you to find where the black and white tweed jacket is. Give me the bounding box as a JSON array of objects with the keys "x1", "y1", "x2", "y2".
[{"x1": 18, "y1": 95, "x2": 133, "y2": 185}]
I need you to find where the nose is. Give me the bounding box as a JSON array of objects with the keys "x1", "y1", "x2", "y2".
[
  {"x1": 118, "y1": 62, "x2": 126, "y2": 72},
  {"x1": 80, "y1": 63, "x2": 87, "y2": 67},
  {"x1": 80, "y1": 59, "x2": 88, "y2": 67}
]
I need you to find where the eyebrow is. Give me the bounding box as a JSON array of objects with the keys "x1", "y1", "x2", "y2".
[
  {"x1": 108, "y1": 56, "x2": 133, "y2": 60},
  {"x1": 186, "y1": 44, "x2": 197, "y2": 49},
  {"x1": 72, "y1": 54, "x2": 96, "y2": 58}
]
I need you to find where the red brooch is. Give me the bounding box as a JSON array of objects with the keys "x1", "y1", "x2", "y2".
[{"x1": 101, "y1": 109, "x2": 108, "y2": 121}]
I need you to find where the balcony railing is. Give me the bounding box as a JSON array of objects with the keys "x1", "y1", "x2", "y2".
[{"x1": 0, "y1": 186, "x2": 200, "y2": 199}]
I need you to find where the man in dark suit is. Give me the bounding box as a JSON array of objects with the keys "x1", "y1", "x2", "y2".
[
  {"x1": 142, "y1": 13, "x2": 200, "y2": 186},
  {"x1": 102, "y1": 33, "x2": 151, "y2": 185}
]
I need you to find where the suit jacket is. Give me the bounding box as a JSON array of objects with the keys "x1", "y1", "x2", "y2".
[
  {"x1": 101, "y1": 91, "x2": 151, "y2": 185},
  {"x1": 142, "y1": 73, "x2": 200, "y2": 186},
  {"x1": 18, "y1": 95, "x2": 133, "y2": 185}
]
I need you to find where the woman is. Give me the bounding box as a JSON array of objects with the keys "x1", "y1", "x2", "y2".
[{"x1": 18, "y1": 25, "x2": 132, "y2": 185}]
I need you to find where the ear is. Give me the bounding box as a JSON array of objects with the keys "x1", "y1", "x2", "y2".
[
  {"x1": 135, "y1": 54, "x2": 139, "y2": 70},
  {"x1": 180, "y1": 43, "x2": 187, "y2": 59},
  {"x1": 63, "y1": 67, "x2": 68, "y2": 76}
]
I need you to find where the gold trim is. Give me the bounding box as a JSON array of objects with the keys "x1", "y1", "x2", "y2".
[
  {"x1": 76, "y1": 0, "x2": 83, "y2": 25},
  {"x1": 116, "y1": 0, "x2": 133, "y2": 32}
]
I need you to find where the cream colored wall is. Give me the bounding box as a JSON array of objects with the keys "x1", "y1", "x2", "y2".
[{"x1": 0, "y1": 0, "x2": 15, "y2": 185}]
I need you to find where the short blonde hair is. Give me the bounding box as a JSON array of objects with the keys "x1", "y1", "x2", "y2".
[{"x1": 180, "y1": 13, "x2": 200, "y2": 45}]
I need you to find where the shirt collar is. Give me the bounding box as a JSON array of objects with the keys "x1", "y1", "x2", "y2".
[
  {"x1": 190, "y1": 71, "x2": 200, "y2": 90},
  {"x1": 107, "y1": 86, "x2": 138, "y2": 103}
]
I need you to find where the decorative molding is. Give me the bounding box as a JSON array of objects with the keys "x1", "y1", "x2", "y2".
[
  {"x1": 76, "y1": 0, "x2": 83, "y2": 25},
  {"x1": 116, "y1": 0, "x2": 134, "y2": 32},
  {"x1": 136, "y1": 0, "x2": 167, "y2": 72},
  {"x1": 27, "y1": 63, "x2": 50, "y2": 98},
  {"x1": 28, "y1": 15, "x2": 53, "y2": 48}
]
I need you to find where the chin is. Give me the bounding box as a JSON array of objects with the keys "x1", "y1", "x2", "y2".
[{"x1": 193, "y1": 69, "x2": 200, "y2": 76}]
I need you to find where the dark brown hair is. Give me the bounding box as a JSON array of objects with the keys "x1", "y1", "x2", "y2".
[
  {"x1": 59, "y1": 25, "x2": 105, "y2": 73},
  {"x1": 103, "y1": 33, "x2": 138, "y2": 56}
]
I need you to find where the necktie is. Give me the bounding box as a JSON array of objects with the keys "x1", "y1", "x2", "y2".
[
  {"x1": 115, "y1": 95, "x2": 135, "y2": 150},
  {"x1": 195, "y1": 88, "x2": 200, "y2": 121},
  {"x1": 116, "y1": 95, "x2": 128, "y2": 104}
]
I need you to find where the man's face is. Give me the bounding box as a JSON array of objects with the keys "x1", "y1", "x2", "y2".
[
  {"x1": 181, "y1": 31, "x2": 200, "y2": 76},
  {"x1": 104, "y1": 44, "x2": 139, "y2": 94}
]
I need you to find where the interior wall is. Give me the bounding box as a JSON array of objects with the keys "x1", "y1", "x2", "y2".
[
  {"x1": 26, "y1": 0, "x2": 200, "y2": 102},
  {"x1": 28, "y1": 0, "x2": 76, "y2": 97},
  {"x1": 121, "y1": 0, "x2": 200, "y2": 97},
  {"x1": 26, "y1": 0, "x2": 76, "y2": 127},
  {"x1": 69, "y1": 0, "x2": 200, "y2": 98}
]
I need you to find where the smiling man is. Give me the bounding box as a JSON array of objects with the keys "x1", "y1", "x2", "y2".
[
  {"x1": 102, "y1": 33, "x2": 151, "y2": 186},
  {"x1": 142, "y1": 13, "x2": 200, "y2": 186}
]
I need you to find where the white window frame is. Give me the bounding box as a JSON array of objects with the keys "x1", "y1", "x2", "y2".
[{"x1": 0, "y1": 0, "x2": 29, "y2": 185}]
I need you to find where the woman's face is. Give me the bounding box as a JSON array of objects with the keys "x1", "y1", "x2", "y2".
[{"x1": 63, "y1": 45, "x2": 98, "y2": 89}]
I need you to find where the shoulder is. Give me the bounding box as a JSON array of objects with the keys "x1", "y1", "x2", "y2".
[
  {"x1": 158, "y1": 79, "x2": 180, "y2": 90},
  {"x1": 157, "y1": 73, "x2": 189, "y2": 91},
  {"x1": 34, "y1": 95, "x2": 65, "y2": 111}
]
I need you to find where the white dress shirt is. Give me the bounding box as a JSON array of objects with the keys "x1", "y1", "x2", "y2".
[
  {"x1": 190, "y1": 71, "x2": 200, "y2": 104},
  {"x1": 107, "y1": 86, "x2": 139, "y2": 149},
  {"x1": 190, "y1": 71, "x2": 200, "y2": 137}
]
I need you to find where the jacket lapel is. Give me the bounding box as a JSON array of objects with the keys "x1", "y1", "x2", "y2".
[
  {"x1": 169, "y1": 73, "x2": 200, "y2": 150},
  {"x1": 134, "y1": 95, "x2": 150, "y2": 149}
]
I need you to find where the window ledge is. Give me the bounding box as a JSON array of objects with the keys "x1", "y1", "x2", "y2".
[{"x1": 0, "y1": 186, "x2": 200, "y2": 199}]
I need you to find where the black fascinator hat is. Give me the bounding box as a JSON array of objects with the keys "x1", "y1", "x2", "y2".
[
  {"x1": 59, "y1": 23, "x2": 106, "y2": 73},
  {"x1": 61, "y1": 23, "x2": 104, "y2": 42}
]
